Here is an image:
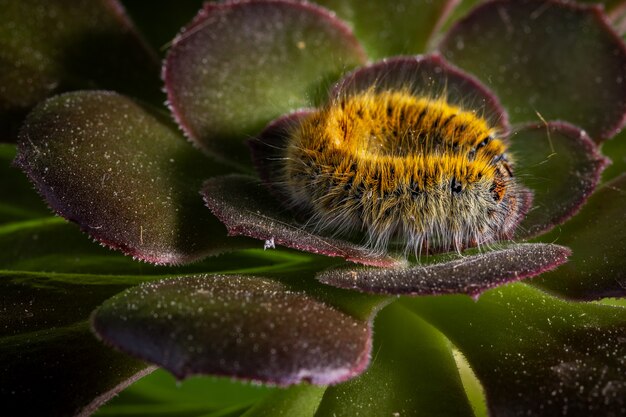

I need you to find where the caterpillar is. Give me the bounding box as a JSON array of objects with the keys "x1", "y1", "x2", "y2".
[{"x1": 272, "y1": 88, "x2": 531, "y2": 257}]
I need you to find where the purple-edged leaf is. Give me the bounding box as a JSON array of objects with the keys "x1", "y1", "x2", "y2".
[
  {"x1": 313, "y1": 0, "x2": 458, "y2": 58},
  {"x1": 404, "y1": 283, "x2": 626, "y2": 417},
  {"x1": 16, "y1": 91, "x2": 244, "y2": 265},
  {"x1": 510, "y1": 121, "x2": 609, "y2": 238},
  {"x1": 92, "y1": 275, "x2": 373, "y2": 386},
  {"x1": 0, "y1": 0, "x2": 161, "y2": 139},
  {"x1": 532, "y1": 173, "x2": 626, "y2": 300},
  {"x1": 333, "y1": 54, "x2": 510, "y2": 134},
  {"x1": 202, "y1": 175, "x2": 402, "y2": 268},
  {"x1": 163, "y1": 0, "x2": 367, "y2": 167},
  {"x1": 439, "y1": 0, "x2": 626, "y2": 141},
  {"x1": 316, "y1": 244, "x2": 570, "y2": 296},
  {"x1": 0, "y1": 218, "x2": 305, "y2": 277},
  {"x1": 315, "y1": 302, "x2": 475, "y2": 417},
  {"x1": 576, "y1": 0, "x2": 626, "y2": 14}
]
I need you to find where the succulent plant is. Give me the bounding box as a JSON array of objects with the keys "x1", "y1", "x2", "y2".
[{"x1": 3, "y1": 0, "x2": 626, "y2": 416}]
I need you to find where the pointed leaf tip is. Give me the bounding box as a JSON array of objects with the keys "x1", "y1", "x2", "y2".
[{"x1": 92, "y1": 275, "x2": 373, "y2": 386}]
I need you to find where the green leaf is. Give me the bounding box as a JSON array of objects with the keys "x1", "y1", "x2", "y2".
[
  {"x1": 439, "y1": 0, "x2": 626, "y2": 141},
  {"x1": 532, "y1": 173, "x2": 626, "y2": 300},
  {"x1": 438, "y1": 0, "x2": 483, "y2": 34},
  {"x1": 600, "y1": 128, "x2": 626, "y2": 183},
  {"x1": 16, "y1": 91, "x2": 245, "y2": 265},
  {"x1": 510, "y1": 122, "x2": 608, "y2": 238},
  {"x1": 312, "y1": 0, "x2": 458, "y2": 58},
  {"x1": 0, "y1": 0, "x2": 161, "y2": 138},
  {"x1": 1, "y1": 155, "x2": 332, "y2": 416},
  {"x1": 0, "y1": 270, "x2": 153, "y2": 417},
  {"x1": 0, "y1": 216, "x2": 308, "y2": 276},
  {"x1": 0, "y1": 144, "x2": 50, "y2": 223},
  {"x1": 1, "y1": 244, "x2": 320, "y2": 416},
  {"x1": 95, "y1": 369, "x2": 274, "y2": 417},
  {"x1": 315, "y1": 302, "x2": 475, "y2": 417},
  {"x1": 163, "y1": 0, "x2": 367, "y2": 168},
  {"x1": 119, "y1": 0, "x2": 205, "y2": 56},
  {"x1": 241, "y1": 385, "x2": 325, "y2": 417},
  {"x1": 403, "y1": 283, "x2": 626, "y2": 417}
]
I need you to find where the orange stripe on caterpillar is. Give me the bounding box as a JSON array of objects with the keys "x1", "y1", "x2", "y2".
[{"x1": 278, "y1": 89, "x2": 529, "y2": 256}]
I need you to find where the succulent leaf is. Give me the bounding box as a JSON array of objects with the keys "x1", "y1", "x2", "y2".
[
  {"x1": 163, "y1": 0, "x2": 367, "y2": 168},
  {"x1": 16, "y1": 91, "x2": 244, "y2": 265},
  {"x1": 92, "y1": 275, "x2": 376, "y2": 385},
  {"x1": 440, "y1": 0, "x2": 626, "y2": 141}
]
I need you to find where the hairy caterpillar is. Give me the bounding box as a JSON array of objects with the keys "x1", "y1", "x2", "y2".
[{"x1": 254, "y1": 83, "x2": 532, "y2": 257}]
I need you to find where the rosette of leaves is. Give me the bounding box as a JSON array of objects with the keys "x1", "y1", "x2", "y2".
[{"x1": 3, "y1": 0, "x2": 626, "y2": 416}]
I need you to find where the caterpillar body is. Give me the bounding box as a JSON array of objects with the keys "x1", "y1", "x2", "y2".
[{"x1": 269, "y1": 89, "x2": 531, "y2": 256}]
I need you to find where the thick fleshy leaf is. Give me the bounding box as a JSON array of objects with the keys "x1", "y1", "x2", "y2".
[
  {"x1": 440, "y1": 0, "x2": 626, "y2": 141},
  {"x1": 15, "y1": 91, "x2": 246, "y2": 265},
  {"x1": 613, "y1": 6, "x2": 626, "y2": 35},
  {"x1": 1, "y1": 166, "x2": 341, "y2": 415},
  {"x1": 315, "y1": 302, "x2": 474, "y2": 417},
  {"x1": 600, "y1": 127, "x2": 626, "y2": 182},
  {"x1": 404, "y1": 283, "x2": 626, "y2": 417},
  {"x1": 0, "y1": 215, "x2": 327, "y2": 415},
  {"x1": 0, "y1": 270, "x2": 153, "y2": 417},
  {"x1": 0, "y1": 0, "x2": 161, "y2": 139},
  {"x1": 576, "y1": 0, "x2": 626, "y2": 14},
  {"x1": 333, "y1": 54, "x2": 510, "y2": 134},
  {"x1": 439, "y1": 0, "x2": 482, "y2": 33},
  {"x1": 317, "y1": 243, "x2": 570, "y2": 296},
  {"x1": 313, "y1": 0, "x2": 458, "y2": 58},
  {"x1": 510, "y1": 122, "x2": 608, "y2": 238},
  {"x1": 0, "y1": 216, "x2": 312, "y2": 277},
  {"x1": 0, "y1": 144, "x2": 50, "y2": 223},
  {"x1": 96, "y1": 368, "x2": 276, "y2": 417},
  {"x1": 0, "y1": 162, "x2": 309, "y2": 275},
  {"x1": 92, "y1": 275, "x2": 374, "y2": 386},
  {"x1": 164, "y1": 0, "x2": 367, "y2": 168},
  {"x1": 241, "y1": 385, "x2": 325, "y2": 417},
  {"x1": 202, "y1": 175, "x2": 402, "y2": 268},
  {"x1": 531, "y1": 173, "x2": 626, "y2": 300}
]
